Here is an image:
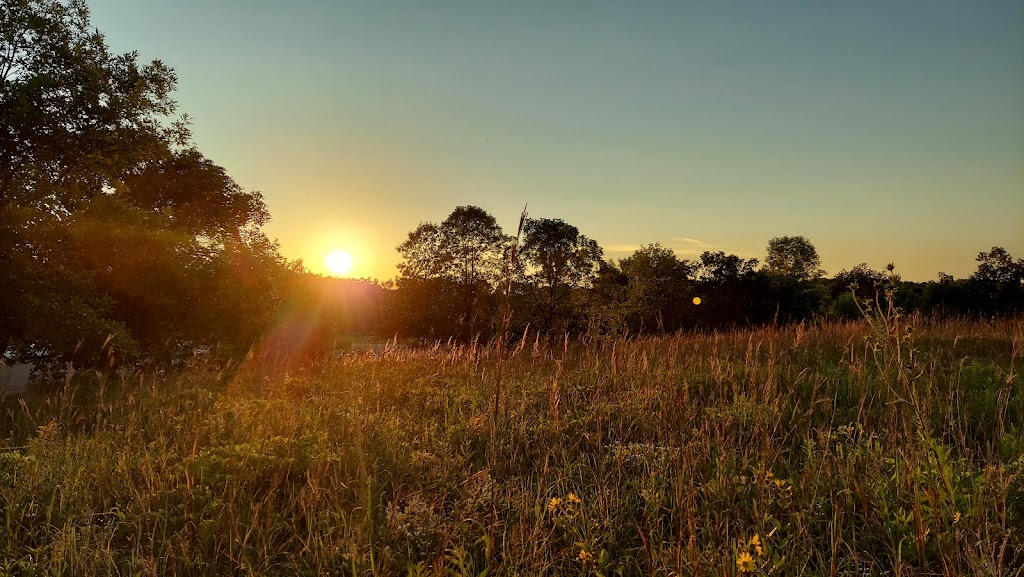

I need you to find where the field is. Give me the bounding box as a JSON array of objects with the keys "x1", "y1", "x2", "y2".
[{"x1": 1, "y1": 317, "x2": 1022, "y2": 576}]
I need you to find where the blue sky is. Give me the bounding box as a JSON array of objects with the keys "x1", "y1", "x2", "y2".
[{"x1": 88, "y1": 0, "x2": 1024, "y2": 280}]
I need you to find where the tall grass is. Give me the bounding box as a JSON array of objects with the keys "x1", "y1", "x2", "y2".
[{"x1": 1, "y1": 317, "x2": 1022, "y2": 576}]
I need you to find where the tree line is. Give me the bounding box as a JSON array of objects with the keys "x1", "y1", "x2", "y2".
[
  {"x1": 350, "y1": 205, "x2": 1021, "y2": 346},
  {"x1": 3, "y1": 1, "x2": 1022, "y2": 370}
]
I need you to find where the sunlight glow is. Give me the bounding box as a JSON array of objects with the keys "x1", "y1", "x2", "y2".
[
  {"x1": 692, "y1": 297, "x2": 702, "y2": 305},
  {"x1": 325, "y1": 250, "x2": 354, "y2": 276}
]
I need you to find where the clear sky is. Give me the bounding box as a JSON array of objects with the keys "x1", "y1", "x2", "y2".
[{"x1": 88, "y1": 0, "x2": 1023, "y2": 281}]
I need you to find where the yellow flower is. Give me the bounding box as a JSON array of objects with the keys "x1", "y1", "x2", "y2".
[
  {"x1": 547, "y1": 497, "x2": 562, "y2": 512},
  {"x1": 567, "y1": 492, "x2": 582, "y2": 505},
  {"x1": 749, "y1": 534, "x2": 764, "y2": 557},
  {"x1": 577, "y1": 548, "x2": 592, "y2": 562},
  {"x1": 953, "y1": 511, "x2": 961, "y2": 524},
  {"x1": 737, "y1": 550, "x2": 756, "y2": 572}
]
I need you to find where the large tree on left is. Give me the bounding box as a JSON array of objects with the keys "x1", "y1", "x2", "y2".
[{"x1": 1, "y1": 0, "x2": 285, "y2": 365}]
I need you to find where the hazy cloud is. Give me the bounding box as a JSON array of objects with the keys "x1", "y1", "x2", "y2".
[
  {"x1": 604, "y1": 243, "x2": 643, "y2": 254},
  {"x1": 672, "y1": 238, "x2": 715, "y2": 249},
  {"x1": 671, "y1": 238, "x2": 719, "y2": 256},
  {"x1": 602, "y1": 238, "x2": 722, "y2": 259}
]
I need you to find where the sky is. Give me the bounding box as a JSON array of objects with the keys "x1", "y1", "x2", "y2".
[{"x1": 87, "y1": 0, "x2": 1023, "y2": 281}]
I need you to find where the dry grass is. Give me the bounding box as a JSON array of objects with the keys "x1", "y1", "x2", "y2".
[{"x1": 1, "y1": 317, "x2": 1022, "y2": 576}]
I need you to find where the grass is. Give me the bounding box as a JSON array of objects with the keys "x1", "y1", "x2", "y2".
[{"x1": 1, "y1": 317, "x2": 1022, "y2": 576}]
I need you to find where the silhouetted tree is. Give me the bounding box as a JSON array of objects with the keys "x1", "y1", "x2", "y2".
[
  {"x1": 919, "y1": 272, "x2": 972, "y2": 316},
  {"x1": 395, "y1": 206, "x2": 509, "y2": 338},
  {"x1": 764, "y1": 236, "x2": 825, "y2": 282},
  {"x1": 619, "y1": 243, "x2": 696, "y2": 332},
  {"x1": 694, "y1": 251, "x2": 768, "y2": 328},
  {"x1": 829, "y1": 263, "x2": 885, "y2": 319},
  {"x1": 520, "y1": 218, "x2": 603, "y2": 333},
  {"x1": 970, "y1": 247, "x2": 1024, "y2": 315},
  {"x1": 763, "y1": 237, "x2": 828, "y2": 322},
  {"x1": 582, "y1": 260, "x2": 629, "y2": 335}
]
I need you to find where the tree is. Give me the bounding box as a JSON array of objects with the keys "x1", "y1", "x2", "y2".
[
  {"x1": 395, "y1": 206, "x2": 509, "y2": 337},
  {"x1": 972, "y1": 247, "x2": 1023, "y2": 285},
  {"x1": 618, "y1": 243, "x2": 695, "y2": 332},
  {"x1": 117, "y1": 148, "x2": 269, "y2": 241},
  {"x1": 696, "y1": 251, "x2": 758, "y2": 285},
  {"x1": 582, "y1": 260, "x2": 629, "y2": 335},
  {"x1": 0, "y1": 0, "x2": 286, "y2": 366},
  {"x1": 970, "y1": 247, "x2": 1024, "y2": 314},
  {"x1": 764, "y1": 236, "x2": 825, "y2": 282},
  {"x1": 1, "y1": 0, "x2": 181, "y2": 210},
  {"x1": 397, "y1": 206, "x2": 508, "y2": 284},
  {"x1": 693, "y1": 251, "x2": 767, "y2": 327},
  {"x1": 762, "y1": 236, "x2": 829, "y2": 322},
  {"x1": 519, "y1": 218, "x2": 603, "y2": 333},
  {"x1": 830, "y1": 263, "x2": 885, "y2": 319}
]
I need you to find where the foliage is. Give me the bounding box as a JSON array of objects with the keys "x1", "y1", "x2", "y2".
[
  {"x1": 0, "y1": 0, "x2": 289, "y2": 365},
  {"x1": 395, "y1": 206, "x2": 510, "y2": 338},
  {"x1": 764, "y1": 236, "x2": 824, "y2": 282},
  {"x1": 388, "y1": 205, "x2": 1023, "y2": 341},
  {"x1": 970, "y1": 247, "x2": 1024, "y2": 315},
  {"x1": 618, "y1": 243, "x2": 696, "y2": 333},
  {"x1": 518, "y1": 218, "x2": 603, "y2": 334}
]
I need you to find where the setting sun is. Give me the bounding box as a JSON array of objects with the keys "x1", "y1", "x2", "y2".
[{"x1": 325, "y1": 250, "x2": 354, "y2": 276}]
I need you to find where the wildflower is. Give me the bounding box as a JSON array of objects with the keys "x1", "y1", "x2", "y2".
[
  {"x1": 547, "y1": 497, "x2": 562, "y2": 512},
  {"x1": 567, "y1": 492, "x2": 582, "y2": 505},
  {"x1": 953, "y1": 511, "x2": 961, "y2": 524},
  {"x1": 577, "y1": 548, "x2": 592, "y2": 563},
  {"x1": 737, "y1": 550, "x2": 756, "y2": 573},
  {"x1": 749, "y1": 534, "x2": 764, "y2": 557}
]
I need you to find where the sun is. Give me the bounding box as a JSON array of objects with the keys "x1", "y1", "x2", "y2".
[{"x1": 325, "y1": 249, "x2": 354, "y2": 276}]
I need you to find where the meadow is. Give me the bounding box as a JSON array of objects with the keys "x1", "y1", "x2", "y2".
[{"x1": 1, "y1": 315, "x2": 1022, "y2": 576}]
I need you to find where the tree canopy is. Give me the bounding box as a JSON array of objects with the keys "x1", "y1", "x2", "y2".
[
  {"x1": 519, "y1": 218, "x2": 603, "y2": 333},
  {"x1": 764, "y1": 236, "x2": 824, "y2": 281},
  {"x1": 1, "y1": 0, "x2": 290, "y2": 365}
]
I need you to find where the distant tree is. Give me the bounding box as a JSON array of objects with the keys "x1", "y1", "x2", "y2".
[
  {"x1": 827, "y1": 264, "x2": 878, "y2": 319},
  {"x1": 693, "y1": 251, "x2": 770, "y2": 327},
  {"x1": 397, "y1": 207, "x2": 507, "y2": 283},
  {"x1": 970, "y1": 247, "x2": 1024, "y2": 314},
  {"x1": 764, "y1": 236, "x2": 825, "y2": 282},
  {"x1": 520, "y1": 218, "x2": 603, "y2": 333},
  {"x1": 919, "y1": 272, "x2": 971, "y2": 316},
  {"x1": 252, "y1": 274, "x2": 391, "y2": 369},
  {"x1": 762, "y1": 236, "x2": 828, "y2": 322},
  {"x1": 973, "y1": 247, "x2": 1024, "y2": 285},
  {"x1": 696, "y1": 251, "x2": 758, "y2": 284},
  {"x1": 618, "y1": 243, "x2": 695, "y2": 332},
  {"x1": 834, "y1": 263, "x2": 885, "y2": 293},
  {"x1": 582, "y1": 260, "x2": 629, "y2": 335},
  {"x1": 395, "y1": 206, "x2": 509, "y2": 337},
  {"x1": 829, "y1": 263, "x2": 885, "y2": 319}
]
